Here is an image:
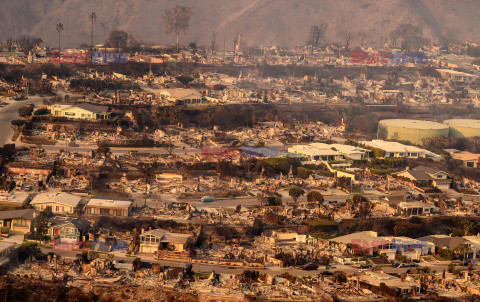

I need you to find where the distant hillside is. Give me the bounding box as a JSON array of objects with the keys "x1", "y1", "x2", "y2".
[{"x1": 2, "y1": 0, "x2": 480, "y2": 49}]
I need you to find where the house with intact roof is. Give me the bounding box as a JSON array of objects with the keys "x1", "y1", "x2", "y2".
[
  {"x1": 397, "y1": 166, "x2": 451, "y2": 190},
  {"x1": 48, "y1": 216, "x2": 91, "y2": 244},
  {"x1": 85, "y1": 197, "x2": 133, "y2": 217},
  {"x1": 30, "y1": 192, "x2": 83, "y2": 214},
  {"x1": 331, "y1": 231, "x2": 434, "y2": 260},
  {"x1": 0, "y1": 209, "x2": 39, "y2": 235},
  {"x1": 50, "y1": 103, "x2": 111, "y2": 120},
  {"x1": 139, "y1": 228, "x2": 193, "y2": 253},
  {"x1": 446, "y1": 149, "x2": 480, "y2": 168},
  {"x1": 397, "y1": 201, "x2": 438, "y2": 216}
]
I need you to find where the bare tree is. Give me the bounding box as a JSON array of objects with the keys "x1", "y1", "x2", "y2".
[
  {"x1": 233, "y1": 33, "x2": 239, "y2": 54},
  {"x1": 308, "y1": 23, "x2": 327, "y2": 53},
  {"x1": 340, "y1": 30, "x2": 353, "y2": 49},
  {"x1": 390, "y1": 30, "x2": 400, "y2": 48},
  {"x1": 56, "y1": 23, "x2": 64, "y2": 51},
  {"x1": 441, "y1": 27, "x2": 457, "y2": 47},
  {"x1": 6, "y1": 37, "x2": 14, "y2": 52},
  {"x1": 138, "y1": 163, "x2": 158, "y2": 207},
  {"x1": 390, "y1": 24, "x2": 429, "y2": 51},
  {"x1": 163, "y1": 5, "x2": 191, "y2": 46},
  {"x1": 358, "y1": 31, "x2": 368, "y2": 48},
  {"x1": 210, "y1": 31, "x2": 216, "y2": 54},
  {"x1": 17, "y1": 36, "x2": 42, "y2": 53},
  {"x1": 89, "y1": 12, "x2": 97, "y2": 51},
  {"x1": 128, "y1": 34, "x2": 141, "y2": 52}
]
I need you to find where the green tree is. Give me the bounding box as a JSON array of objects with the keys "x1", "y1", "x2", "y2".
[
  {"x1": 372, "y1": 148, "x2": 385, "y2": 158},
  {"x1": 289, "y1": 187, "x2": 305, "y2": 204},
  {"x1": 440, "y1": 249, "x2": 455, "y2": 261},
  {"x1": 266, "y1": 195, "x2": 282, "y2": 206},
  {"x1": 18, "y1": 106, "x2": 33, "y2": 117},
  {"x1": 106, "y1": 30, "x2": 129, "y2": 51},
  {"x1": 307, "y1": 191, "x2": 324, "y2": 204},
  {"x1": 35, "y1": 207, "x2": 53, "y2": 243},
  {"x1": 462, "y1": 219, "x2": 475, "y2": 236},
  {"x1": 11, "y1": 120, "x2": 26, "y2": 128}
]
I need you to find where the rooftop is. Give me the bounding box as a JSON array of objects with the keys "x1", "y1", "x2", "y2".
[
  {"x1": 380, "y1": 119, "x2": 449, "y2": 130},
  {"x1": 444, "y1": 119, "x2": 480, "y2": 129},
  {"x1": 361, "y1": 140, "x2": 427, "y2": 153},
  {"x1": 30, "y1": 192, "x2": 83, "y2": 207},
  {"x1": 0, "y1": 192, "x2": 29, "y2": 205},
  {"x1": 141, "y1": 228, "x2": 193, "y2": 245},
  {"x1": 87, "y1": 197, "x2": 133, "y2": 209},
  {"x1": 0, "y1": 209, "x2": 38, "y2": 221}
]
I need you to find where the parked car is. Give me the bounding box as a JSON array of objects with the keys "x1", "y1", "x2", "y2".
[{"x1": 201, "y1": 196, "x2": 215, "y2": 202}]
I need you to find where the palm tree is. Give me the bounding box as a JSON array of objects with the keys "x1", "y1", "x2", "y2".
[
  {"x1": 56, "y1": 23, "x2": 64, "y2": 51},
  {"x1": 138, "y1": 163, "x2": 157, "y2": 207},
  {"x1": 89, "y1": 12, "x2": 97, "y2": 51}
]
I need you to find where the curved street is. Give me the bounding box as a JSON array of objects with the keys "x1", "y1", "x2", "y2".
[{"x1": 0, "y1": 97, "x2": 44, "y2": 146}]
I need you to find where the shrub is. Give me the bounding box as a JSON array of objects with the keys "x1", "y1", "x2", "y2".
[
  {"x1": 309, "y1": 219, "x2": 338, "y2": 233},
  {"x1": 297, "y1": 167, "x2": 312, "y2": 179},
  {"x1": 372, "y1": 148, "x2": 385, "y2": 158},
  {"x1": 33, "y1": 108, "x2": 49, "y2": 115},
  {"x1": 440, "y1": 249, "x2": 455, "y2": 261},
  {"x1": 18, "y1": 106, "x2": 33, "y2": 117}
]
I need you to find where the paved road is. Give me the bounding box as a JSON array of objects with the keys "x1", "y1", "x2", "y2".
[
  {"x1": 438, "y1": 54, "x2": 480, "y2": 76},
  {"x1": 0, "y1": 97, "x2": 44, "y2": 146},
  {"x1": 43, "y1": 247, "x2": 330, "y2": 277},
  {"x1": 188, "y1": 198, "x2": 260, "y2": 209},
  {"x1": 13, "y1": 141, "x2": 202, "y2": 156}
]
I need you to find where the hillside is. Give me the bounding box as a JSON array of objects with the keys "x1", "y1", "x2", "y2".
[{"x1": 2, "y1": 0, "x2": 480, "y2": 49}]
